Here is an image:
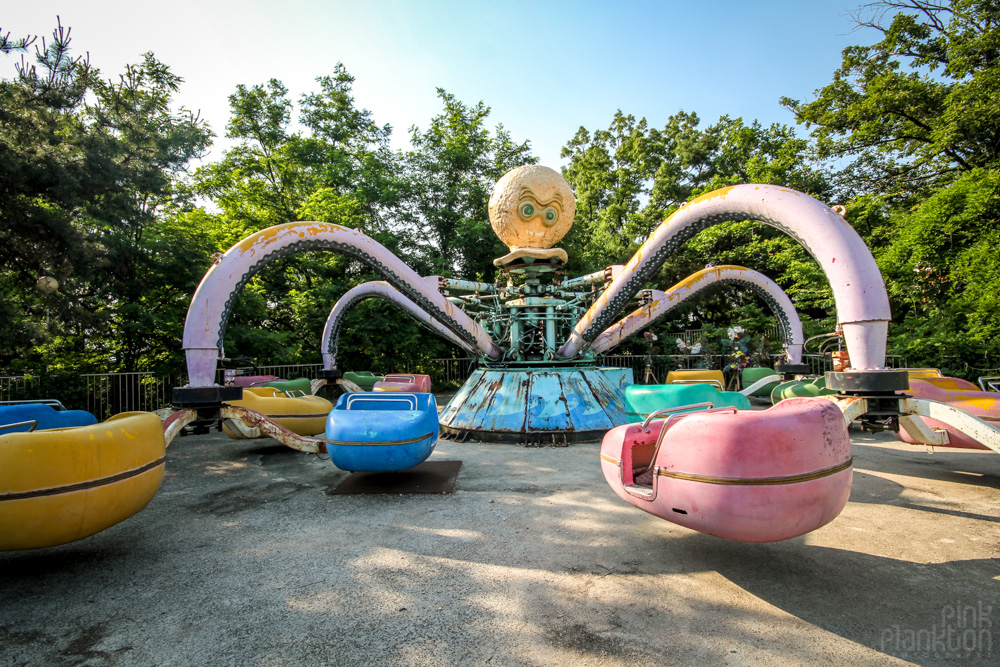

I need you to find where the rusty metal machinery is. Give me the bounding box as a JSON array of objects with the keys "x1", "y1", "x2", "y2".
[
  {"x1": 172, "y1": 166, "x2": 936, "y2": 445},
  {"x1": 436, "y1": 257, "x2": 630, "y2": 443}
]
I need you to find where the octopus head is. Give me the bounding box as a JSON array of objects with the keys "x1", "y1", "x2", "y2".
[{"x1": 489, "y1": 165, "x2": 575, "y2": 251}]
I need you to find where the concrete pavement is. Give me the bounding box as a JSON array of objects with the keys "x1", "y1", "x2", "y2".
[{"x1": 1, "y1": 412, "x2": 998, "y2": 666}]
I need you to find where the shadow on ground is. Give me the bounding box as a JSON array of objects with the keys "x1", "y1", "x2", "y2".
[{"x1": 1, "y1": 427, "x2": 998, "y2": 666}]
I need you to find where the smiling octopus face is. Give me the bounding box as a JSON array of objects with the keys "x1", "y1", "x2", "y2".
[{"x1": 489, "y1": 165, "x2": 576, "y2": 251}]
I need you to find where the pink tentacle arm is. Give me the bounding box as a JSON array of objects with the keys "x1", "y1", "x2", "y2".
[
  {"x1": 559, "y1": 185, "x2": 891, "y2": 369},
  {"x1": 321, "y1": 281, "x2": 477, "y2": 370},
  {"x1": 182, "y1": 222, "x2": 503, "y2": 387},
  {"x1": 589, "y1": 265, "x2": 804, "y2": 362}
]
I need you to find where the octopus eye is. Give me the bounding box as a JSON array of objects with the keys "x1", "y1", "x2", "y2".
[
  {"x1": 519, "y1": 202, "x2": 535, "y2": 219},
  {"x1": 543, "y1": 207, "x2": 559, "y2": 226}
]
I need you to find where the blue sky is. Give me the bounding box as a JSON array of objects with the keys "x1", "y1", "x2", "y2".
[{"x1": 4, "y1": 1, "x2": 871, "y2": 167}]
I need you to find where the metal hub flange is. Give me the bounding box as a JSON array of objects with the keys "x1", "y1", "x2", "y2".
[{"x1": 825, "y1": 370, "x2": 909, "y2": 394}]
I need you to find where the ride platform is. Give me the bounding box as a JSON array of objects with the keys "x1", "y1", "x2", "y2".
[{"x1": 439, "y1": 366, "x2": 632, "y2": 444}]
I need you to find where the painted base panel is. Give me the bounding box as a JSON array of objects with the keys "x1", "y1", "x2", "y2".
[{"x1": 439, "y1": 366, "x2": 632, "y2": 444}]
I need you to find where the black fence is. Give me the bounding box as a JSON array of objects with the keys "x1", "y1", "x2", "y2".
[
  {"x1": 0, "y1": 364, "x2": 324, "y2": 420},
  {"x1": 1, "y1": 354, "x2": 910, "y2": 418}
]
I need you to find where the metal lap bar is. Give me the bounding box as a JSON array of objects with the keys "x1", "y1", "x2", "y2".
[
  {"x1": 0, "y1": 420, "x2": 38, "y2": 433},
  {"x1": 641, "y1": 402, "x2": 716, "y2": 432},
  {"x1": 624, "y1": 404, "x2": 739, "y2": 501},
  {"x1": 0, "y1": 399, "x2": 65, "y2": 410},
  {"x1": 383, "y1": 375, "x2": 416, "y2": 383},
  {"x1": 978, "y1": 376, "x2": 1000, "y2": 392},
  {"x1": 256, "y1": 388, "x2": 307, "y2": 398},
  {"x1": 649, "y1": 406, "x2": 738, "y2": 463},
  {"x1": 246, "y1": 387, "x2": 281, "y2": 397},
  {"x1": 345, "y1": 394, "x2": 417, "y2": 411}
]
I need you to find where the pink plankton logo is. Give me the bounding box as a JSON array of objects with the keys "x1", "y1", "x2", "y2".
[{"x1": 880, "y1": 601, "x2": 993, "y2": 658}]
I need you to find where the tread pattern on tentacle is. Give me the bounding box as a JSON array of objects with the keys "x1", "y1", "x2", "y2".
[
  {"x1": 324, "y1": 289, "x2": 466, "y2": 364},
  {"x1": 686, "y1": 278, "x2": 794, "y2": 346},
  {"x1": 578, "y1": 212, "x2": 814, "y2": 344},
  {"x1": 325, "y1": 291, "x2": 379, "y2": 365},
  {"x1": 608, "y1": 277, "x2": 794, "y2": 350},
  {"x1": 215, "y1": 238, "x2": 478, "y2": 351}
]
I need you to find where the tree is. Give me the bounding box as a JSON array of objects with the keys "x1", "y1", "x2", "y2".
[
  {"x1": 782, "y1": 0, "x2": 1000, "y2": 198},
  {"x1": 297, "y1": 66, "x2": 402, "y2": 227},
  {"x1": 560, "y1": 111, "x2": 667, "y2": 270},
  {"x1": 402, "y1": 89, "x2": 536, "y2": 279},
  {"x1": 0, "y1": 20, "x2": 212, "y2": 371},
  {"x1": 871, "y1": 167, "x2": 1000, "y2": 372}
]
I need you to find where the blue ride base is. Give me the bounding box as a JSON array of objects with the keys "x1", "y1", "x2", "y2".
[{"x1": 438, "y1": 366, "x2": 633, "y2": 444}]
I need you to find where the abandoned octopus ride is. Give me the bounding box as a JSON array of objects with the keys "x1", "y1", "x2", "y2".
[{"x1": 159, "y1": 166, "x2": 1000, "y2": 543}]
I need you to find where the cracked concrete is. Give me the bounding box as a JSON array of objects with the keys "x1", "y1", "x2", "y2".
[{"x1": 1, "y1": 408, "x2": 998, "y2": 666}]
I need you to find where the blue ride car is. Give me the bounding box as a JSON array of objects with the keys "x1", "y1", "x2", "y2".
[{"x1": 325, "y1": 392, "x2": 438, "y2": 472}]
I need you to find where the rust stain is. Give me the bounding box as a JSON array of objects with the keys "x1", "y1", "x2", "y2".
[
  {"x1": 685, "y1": 185, "x2": 736, "y2": 208},
  {"x1": 220, "y1": 406, "x2": 324, "y2": 453}
]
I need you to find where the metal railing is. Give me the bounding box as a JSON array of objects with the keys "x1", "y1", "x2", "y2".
[
  {"x1": 1, "y1": 363, "x2": 328, "y2": 419},
  {"x1": 598, "y1": 354, "x2": 728, "y2": 384},
  {"x1": 81, "y1": 372, "x2": 181, "y2": 420},
  {"x1": 421, "y1": 357, "x2": 477, "y2": 385},
  {"x1": 796, "y1": 354, "x2": 909, "y2": 376},
  {"x1": 0, "y1": 353, "x2": 912, "y2": 417},
  {"x1": 215, "y1": 363, "x2": 324, "y2": 384},
  {"x1": 421, "y1": 354, "x2": 733, "y2": 386},
  {"x1": 421, "y1": 352, "x2": 912, "y2": 388},
  {"x1": 675, "y1": 326, "x2": 780, "y2": 346},
  {"x1": 0, "y1": 375, "x2": 40, "y2": 403}
]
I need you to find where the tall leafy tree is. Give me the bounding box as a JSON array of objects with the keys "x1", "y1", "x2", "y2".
[
  {"x1": 782, "y1": 0, "x2": 1000, "y2": 197},
  {"x1": 786, "y1": 0, "x2": 1000, "y2": 372},
  {"x1": 0, "y1": 20, "x2": 212, "y2": 371},
  {"x1": 190, "y1": 67, "x2": 418, "y2": 370},
  {"x1": 560, "y1": 111, "x2": 666, "y2": 270},
  {"x1": 402, "y1": 89, "x2": 535, "y2": 279}
]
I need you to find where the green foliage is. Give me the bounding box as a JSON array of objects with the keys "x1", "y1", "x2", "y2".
[
  {"x1": 0, "y1": 20, "x2": 212, "y2": 372},
  {"x1": 403, "y1": 89, "x2": 535, "y2": 278},
  {"x1": 5, "y1": 4, "x2": 1000, "y2": 381},
  {"x1": 782, "y1": 0, "x2": 1000, "y2": 197},
  {"x1": 874, "y1": 168, "x2": 1000, "y2": 367}
]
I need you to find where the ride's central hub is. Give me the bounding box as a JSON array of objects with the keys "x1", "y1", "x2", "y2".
[
  {"x1": 439, "y1": 165, "x2": 632, "y2": 441},
  {"x1": 493, "y1": 263, "x2": 590, "y2": 364},
  {"x1": 446, "y1": 164, "x2": 610, "y2": 365}
]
